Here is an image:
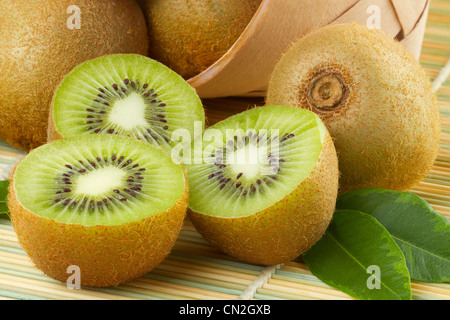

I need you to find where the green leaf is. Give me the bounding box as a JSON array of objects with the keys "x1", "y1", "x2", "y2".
[
  {"x1": 0, "y1": 180, "x2": 9, "y2": 215},
  {"x1": 303, "y1": 210, "x2": 411, "y2": 300},
  {"x1": 336, "y1": 188, "x2": 450, "y2": 283}
]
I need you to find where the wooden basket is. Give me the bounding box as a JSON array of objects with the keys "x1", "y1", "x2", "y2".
[{"x1": 188, "y1": 0, "x2": 430, "y2": 99}]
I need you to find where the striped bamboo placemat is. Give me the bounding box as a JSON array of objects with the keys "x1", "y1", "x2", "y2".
[{"x1": 1, "y1": 0, "x2": 449, "y2": 300}]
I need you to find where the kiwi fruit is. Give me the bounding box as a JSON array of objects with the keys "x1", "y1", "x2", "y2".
[
  {"x1": 8, "y1": 134, "x2": 188, "y2": 287},
  {"x1": 0, "y1": 0, "x2": 149, "y2": 151},
  {"x1": 47, "y1": 54, "x2": 205, "y2": 153},
  {"x1": 184, "y1": 105, "x2": 339, "y2": 265},
  {"x1": 266, "y1": 23, "x2": 441, "y2": 193},
  {"x1": 139, "y1": 0, "x2": 262, "y2": 79}
]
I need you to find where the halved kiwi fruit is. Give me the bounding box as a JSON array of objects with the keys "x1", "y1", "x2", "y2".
[
  {"x1": 48, "y1": 54, "x2": 205, "y2": 153},
  {"x1": 266, "y1": 23, "x2": 441, "y2": 193},
  {"x1": 184, "y1": 105, "x2": 339, "y2": 265},
  {"x1": 8, "y1": 134, "x2": 188, "y2": 287}
]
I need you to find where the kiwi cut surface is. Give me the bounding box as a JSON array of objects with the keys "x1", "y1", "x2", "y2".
[
  {"x1": 266, "y1": 24, "x2": 441, "y2": 193},
  {"x1": 185, "y1": 106, "x2": 339, "y2": 265},
  {"x1": 9, "y1": 134, "x2": 188, "y2": 287},
  {"x1": 48, "y1": 54, "x2": 205, "y2": 152}
]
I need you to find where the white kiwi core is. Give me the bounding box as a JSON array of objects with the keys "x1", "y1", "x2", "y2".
[
  {"x1": 228, "y1": 142, "x2": 274, "y2": 180},
  {"x1": 73, "y1": 166, "x2": 127, "y2": 197},
  {"x1": 108, "y1": 92, "x2": 148, "y2": 131}
]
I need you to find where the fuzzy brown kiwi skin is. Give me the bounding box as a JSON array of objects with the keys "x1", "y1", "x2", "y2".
[
  {"x1": 139, "y1": 0, "x2": 262, "y2": 79},
  {"x1": 188, "y1": 130, "x2": 339, "y2": 266},
  {"x1": 0, "y1": 0, "x2": 149, "y2": 151},
  {"x1": 266, "y1": 23, "x2": 441, "y2": 193},
  {"x1": 8, "y1": 165, "x2": 189, "y2": 288}
]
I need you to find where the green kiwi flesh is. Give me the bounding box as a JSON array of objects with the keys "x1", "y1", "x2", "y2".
[
  {"x1": 49, "y1": 54, "x2": 205, "y2": 153},
  {"x1": 186, "y1": 106, "x2": 326, "y2": 217},
  {"x1": 13, "y1": 134, "x2": 186, "y2": 226}
]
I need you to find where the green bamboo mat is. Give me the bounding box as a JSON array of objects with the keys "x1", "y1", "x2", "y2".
[{"x1": 1, "y1": 0, "x2": 450, "y2": 300}]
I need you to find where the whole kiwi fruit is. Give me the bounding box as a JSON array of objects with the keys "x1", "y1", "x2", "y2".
[
  {"x1": 0, "y1": 0, "x2": 149, "y2": 151},
  {"x1": 138, "y1": 0, "x2": 262, "y2": 79},
  {"x1": 266, "y1": 23, "x2": 441, "y2": 193}
]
